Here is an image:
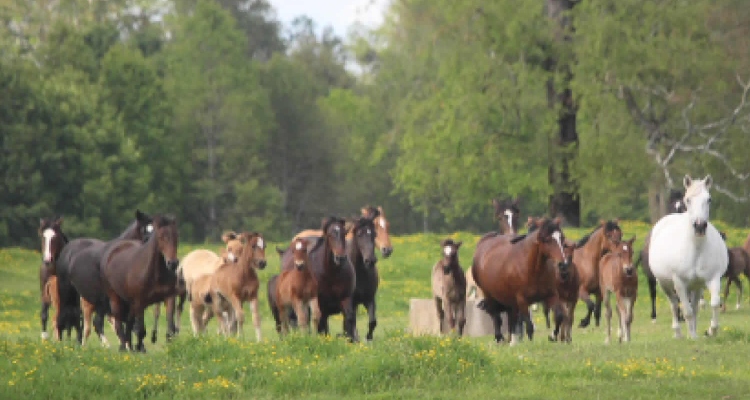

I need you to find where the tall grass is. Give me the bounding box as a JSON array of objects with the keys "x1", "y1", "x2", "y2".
[{"x1": 2, "y1": 222, "x2": 750, "y2": 399}]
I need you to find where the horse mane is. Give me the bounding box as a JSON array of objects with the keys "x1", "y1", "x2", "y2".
[
  {"x1": 510, "y1": 234, "x2": 527, "y2": 244},
  {"x1": 577, "y1": 220, "x2": 620, "y2": 247},
  {"x1": 362, "y1": 205, "x2": 381, "y2": 219},
  {"x1": 684, "y1": 179, "x2": 707, "y2": 200},
  {"x1": 351, "y1": 215, "x2": 376, "y2": 233},
  {"x1": 576, "y1": 226, "x2": 599, "y2": 247}
]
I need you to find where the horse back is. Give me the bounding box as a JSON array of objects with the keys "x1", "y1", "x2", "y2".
[{"x1": 180, "y1": 249, "x2": 223, "y2": 287}]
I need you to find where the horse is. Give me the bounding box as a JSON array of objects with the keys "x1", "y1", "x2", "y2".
[
  {"x1": 635, "y1": 190, "x2": 686, "y2": 321},
  {"x1": 722, "y1": 246, "x2": 750, "y2": 312},
  {"x1": 471, "y1": 217, "x2": 572, "y2": 345},
  {"x1": 199, "y1": 232, "x2": 267, "y2": 340},
  {"x1": 54, "y1": 210, "x2": 154, "y2": 344},
  {"x1": 281, "y1": 217, "x2": 354, "y2": 340},
  {"x1": 274, "y1": 238, "x2": 319, "y2": 336},
  {"x1": 466, "y1": 199, "x2": 522, "y2": 300},
  {"x1": 649, "y1": 175, "x2": 728, "y2": 339},
  {"x1": 570, "y1": 219, "x2": 623, "y2": 328},
  {"x1": 431, "y1": 239, "x2": 466, "y2": 336},
  {"x1": 38, "y1": 217, "x2": 67, "y2": 340},
  {"x1": 294, "y1": 205, "x2": 394, "y2": 258},
  {"x1": 599, "y1": 236, "x2": 638, "y2": 344},
  {"x1": 100, "y1": 214, "x2": 180, "y2": 352},
  {"x1": 179, "y1": 231, "x2": 246, "y2": 300}
]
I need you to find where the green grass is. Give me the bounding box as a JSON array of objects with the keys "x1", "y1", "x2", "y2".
[{"x1": 2, "y1": 222, "x2": 750, "y2": 399}]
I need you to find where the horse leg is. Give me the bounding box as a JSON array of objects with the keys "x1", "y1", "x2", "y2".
[
  {"x1": 622, "y1": 295, "x2": 634, "y2": 343},
  {"x1": 176, "y1": 292, "x2": 186, "y2": 334},
  {"x1": 151, "y1": 303, "x2": 161, "y2": 343},
  {"x1": 671, "y1": 278, "x2": 696, "y2": 338},
  {"x1": 316, "y1": 311, "x2": 330, "y2": 336},
  {"x1": 250, "y1": 297, "x2": 261, "y2": 342},
  {"x1": 593, "y1": 292, "x2": 603, "y2": 327},
  {"x1": 360, "y1": 299, "x2": 377, "y2": 341},
  {"x1": 165, "y1": 296, "x2": 177, "y2": 341},
  {"x1": 706, "y1": 277, "x2": 722, "y2": 336},
  {"x1": 81, "y1": 299, "x2": 94, "y2": 347},
  {"x1": 542, "y1": 302, "x2": 551, "y2": 329},
  {"x1": 456, "y1": 299, "x2": 466, "y2": 337},
  {"x1": 434, "y1": 297, "x2": 445, "y2": 334},
  {"x1": 577, "y1": 287, "x2": 595, "y2": 328},
  {"x1": 229, "y1": 297, "x2": 245, "y2": 337},
  {"x1": 737, "y1": 278, "x2": 743, "y2": 310},
  {"x1": 189, "y1": 302, "x2": 203, "y2": 335},
  {"x1": 292, "y1": 300, "x2": 308, "y2": 334},
  {"x1": 647, "y1": 276, "x2": 658, "y2": 322},
  {"x1": 91, "y1": 311, "x2": 109, "y2": 348},
  {"x1": 603, "y1": 290, "x2": 612, "y2": 344},
  {"x1": 40, "y1": 298, "x2": 50, "y2": 340},
  {"x1": 508, "y1": 307, "x2": 522, "y2": 346},
  {"x1": 341, "y1": 297, "x2": 357, "y2": 342},
  {"x1": 134, "y1": 310, "x2": 147, "y2": 353}
]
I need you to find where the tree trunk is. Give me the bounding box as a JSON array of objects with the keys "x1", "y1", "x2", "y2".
[{"x1": 546, "y1": 0, "x2": 581, "y2": 227}]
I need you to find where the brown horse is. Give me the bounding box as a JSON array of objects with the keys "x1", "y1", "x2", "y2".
[
  {"x1": 201, "y1": 232, "x2": 267, "y2": 340},
  {"x1": 636, "y1": 191, "x2": 686, "y2": 321},
  {"x1": 38, "y1": 217, "x2": 67, "y2": 340},
  {"x1": 54, "y1": 210, "x2": 155, "y2": 344},
  {"x1": 572, "y1": 219, "x2": 623, "y2": 328},
  {"x1": 466, "y1": 199, "x2": 522, "y2": 300},
  {"x1": 281, "y1": 217, "x2": 354, "y2": 339},
  {"x1": 722, "y1": 246, "x2": 750, "y2": 312},
  {"x1": 599, "y1": 236, "x2": 638, "y2": 344},
  {"x1": 100, "y1": 214, "x2": 180, "y2": 352},
  {"x1": 472, "y1": 217, "x2": 572, "y2": 345},
  {"x1": 274, "y1": 238, "x2": 319, "y2": 336},
  {"x1": 431, "y1": 239, "x2": 466, "y2": 336}
]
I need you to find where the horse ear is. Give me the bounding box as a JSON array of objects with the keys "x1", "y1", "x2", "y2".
[
  {"x1": 683, "y1": 175, "x2": 693, "y2": 189},
  {"x1": 492, "y1": 198, "x2": 501, "y2": 213},
  {"x1": 39, "y1": 218, "x2": 46, "y2": 228},
  {"x1": 456, "y1": 241, "x2": 463, "y2": 249},
  {"x1": 54, "y1": 217, "x2": 63, "y2": 226},
  {"x1": 320, "y1": 217, "x2": 331, "y2": 230},
  {"x1": 135, "y1": 209, "x2": 151, "y2": 224},
  {"x1": 221, "y1": 231, "x2": 238, "y2": 243},
  {"x1": 629, "y1": 236, "x2": 636, "y2": 245},
  {"x1": 553, "y1": 216, "x2": 562, "y2": 226},
  {"x1": 704, "y1": 175, "x2": 713, "y2": 189},
  {"x1": 512, "y1": 197, "x2": 520, "y2": 207},
  {"x1": 276, "y1": 246, "x2": 285, "y2": 255}
]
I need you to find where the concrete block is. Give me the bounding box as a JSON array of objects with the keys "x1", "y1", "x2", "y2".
[{"x1": 408, "y1": 298, "x2": 506, "y2": 337}]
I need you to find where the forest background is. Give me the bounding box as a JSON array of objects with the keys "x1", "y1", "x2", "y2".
[{"x1": 2, "y1": 0, "x2": 750, "y2": 247}]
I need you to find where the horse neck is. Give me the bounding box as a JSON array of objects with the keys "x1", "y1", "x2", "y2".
[
  {"x1": 346, "y1": 237, "x2": 364, "y2": 266},
  {"x1": 237, "y1": 249, "x2": 258, "y2": 280},
  {"x1": 322, "y1": 237, "x2": 338, "y2": 271},
  {"x1": 444, "y1": 258, "x2": 461, "y2": 277},
  {"x1": 135, "y1": 235, "x2": 167, "y2": 282},
  {"x1": 582, "y1": 229, "x2": 607, "y2": 267},
  {"x1": 521, "y1": 232, "x2": 544, "y2": 276},
  {"x1": 115, "y1": 221, "x2": 139, "y2": 241}
]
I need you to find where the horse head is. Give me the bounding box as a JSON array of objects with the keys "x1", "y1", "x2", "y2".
[
  {"x1": 363, "y1": 205, "x2": 393, "y2": 258},
  {"x1": 601, "y1": 219, "x2": 623, "y2": 252},
  {"x1": 152, "y1": 214, "x2": 179, "y2": 271},
  {"x1": 668, "y1": 189, "x2": 687, "y2": 214},
  {"x1": 440, "y1": 238, "x2": 462, "y2": 274},
  {"x1": 291, "y1": 238, "x2": 309, "y2": 271},
  {"x1": 321, "y1": 216, "x2": 348, "y2": 266},
  {"x1": 221, "y1": 231, "x2": 244, "y2": 263},
  {"x1": 241, "y1": 232, "x2": 267, "y2": 270},
  {"x1": 135, "y1": 209, "x2": 155, "y2": 243},
  {"x1": 493, "y1": 198, "x2": 521, "y2": 236},
  {"x1": 683, "y1": 174, "x2": 713, "y2": 236},
  {"x1": 351, "y1": 215, "x2": 378, "y2": 268},
  {"x1": 534, "y1": 217, "x2": 570, "y2": 274},
  {"x1": 39, "y1": 217, "x2": 65, "y2": 268},
  {"x1": 617, "y1": 236, "x2": 637, "y2": 277}
]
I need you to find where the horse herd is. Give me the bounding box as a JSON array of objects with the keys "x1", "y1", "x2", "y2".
[
  {"x1": 34, "y1": 175, "x2": 749, "y2": 351},
  {"x1": 37, "y1": 206, "x2": 393, "y2": 352}
]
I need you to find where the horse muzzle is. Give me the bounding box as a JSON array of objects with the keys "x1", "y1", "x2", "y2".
[
  {"x1": 624, "y1": 267, "x2": 635, "y2": 277},
  {"x1": 257, "y1": 260, "x2": 267, "y2": 270},
  {"x1": 364, "y1": 259, "x2": 377, "y2": 269},
  {"x1": 558, "y1": 262, "x2": 570, "y2": 280},
  {"x1": 166, "y1": 259, "x2": 179, "y2": 271},
  {"x1": 294, "y1": 261, "x2": 305, "y2": 270},
  {"x1": 693, "y1": 220, "x2": 708, "y2": 236},
  {"x1": 380, "y1": 247, "x2": 393, "y2": 258},
  {"x1": 334, "y1": 254, "x2": 347, "y2": 265}
]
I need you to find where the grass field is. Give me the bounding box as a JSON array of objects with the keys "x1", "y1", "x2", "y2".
[{"x1": 2, "y1": 221, "x2": 750, "y2": 399}]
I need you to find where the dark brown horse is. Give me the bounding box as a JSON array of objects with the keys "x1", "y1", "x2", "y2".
[
  {"x1": 280, "y1": 217, "x2": 354, "y2": 340},
  {"x1": 38, "y1": 217, "x2": 67, "y2": 340},
  {"x1": 100, "y1": 214, "x2": 179, "y2": 352},
  {"x1": 572, "y1": 219, "x2": 623, "y2": 328},
  {"x1": 54, "y1": 210, "x2": 154, "y2": 344},
  {"x1": 635, "y1": 192, "x2": 686, "y2": 321},
  {"x1": 344, "y1": 215, "x2": 379, "y2": 341},
  {"x1": 471, "y1": 217, "x2": 572, "y2": 345},
  {"x1": 722, "y1": 246, "x2": 750, "y2": 312}
]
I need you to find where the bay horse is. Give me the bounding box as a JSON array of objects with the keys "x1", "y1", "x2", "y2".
[
  {"x1": 471, "y1": 217, "x2": 572, "y2": 345},
  {"x1": 599, "y1": 236, "x2": 638, "y2": 344},
  {"x1": 54, "y1": 210, "x2": 154, "y2": 344},
  {"x1": 200, "y1": 232, "x2": 267, "y2": 339},
  {"x1": 571, "y1": 219, "x2": 623, "y2": 328},
  {"x1": 649, "y1": 175, "x2": 727, "y2": 339},
  {"x1": 431, "y1": 239, "x2": 466, "y2": 336},
  {"x1": 635, "y1": 190, "x2": 686, "y2": 321},
  {"x1": 722, "y1": 246, "x2": 750, "y2": 312},
  {"x1": 38, "y1": 217, "x2": 67, "y2": 340},
  {"x1": 100, "y1": 214, "x2": 180, "y2": 352},
  {"x1": 281, "y1": 217, "x2": 354, "y2": 340},
  {"x1": 466, "y1": 199, "x2": 522, "y2": 300},
  {"x1": 273, "y1": 238, "x2": 319, "y2": 336}
]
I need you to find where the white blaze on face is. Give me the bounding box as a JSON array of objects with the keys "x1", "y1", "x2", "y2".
[
  {"x1": 227, "y1": 252, "x2": 237, "y2": 263},
  {"x1": 146, "y1": 224, "x2": 154, "y2": 233},
  {"x1": 366, "y1": 229, "x2": 372, "y2": 236},
  {"x1": 551, "y1": 231, "x2": 564, "y2": 258},
  {"x1": 622, "y1": 244, "x2": 629, "y2": 252},
  {"x1": 42, "y1": 228, "x2": 55, "y2": 263},
  {"x1": 295, "y1": 241, "x2": 304, "y2": 251},
  {"x1": 257, "y1": 238, "x2": 265, "y2": 249},
  {"x1": 379, "y1": 218, "x2": 386, "y2": 229},
  {"x1": 675, "y1": 201, "x2": 681, "y2": 212},
  {"x1": 504, "y1": 210, "x2": 514, "y2": 233},
  {"x1": 443, "y1": 246, "x2": 454, "y2": 257}
]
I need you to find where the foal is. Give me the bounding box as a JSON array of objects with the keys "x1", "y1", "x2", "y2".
[
  {"x1": 432, "y1": 239, "x2": 467, "y2": 336},
  {"x1": 599, "y1": 236, "x2": 637, "y2": 344},
  {"x1": 722, "y1": 246, "x2": 750, "y2": 311},
  {"x1": 275, "y1": 238, "x2": 319, "y2": 336}
]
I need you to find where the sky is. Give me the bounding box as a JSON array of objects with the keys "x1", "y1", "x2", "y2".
[{"x1": 270, "y1": 0, "x2": 390, "y2": 38}]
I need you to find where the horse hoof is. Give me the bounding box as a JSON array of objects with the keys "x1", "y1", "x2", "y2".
[
  {"x1": 578, "y1": 320, "x2": 590, "y2": 328},
  {"x1": 651, "y1": 319, "x2": 656, "y2": 324},
  {"x1": 548, "y1": 334, "x2": 557, "y2": 342},
  {"x1": 151, "y1": 332, "x2": 158, "y2": 344},
  {"x1": 41, "y1": 332, "x2": 49, "y2": 340}
]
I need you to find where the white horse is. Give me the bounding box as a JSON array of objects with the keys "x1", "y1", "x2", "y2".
[{"x1": 649, "y1": 175, "x2": 728, "y2": 339}]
